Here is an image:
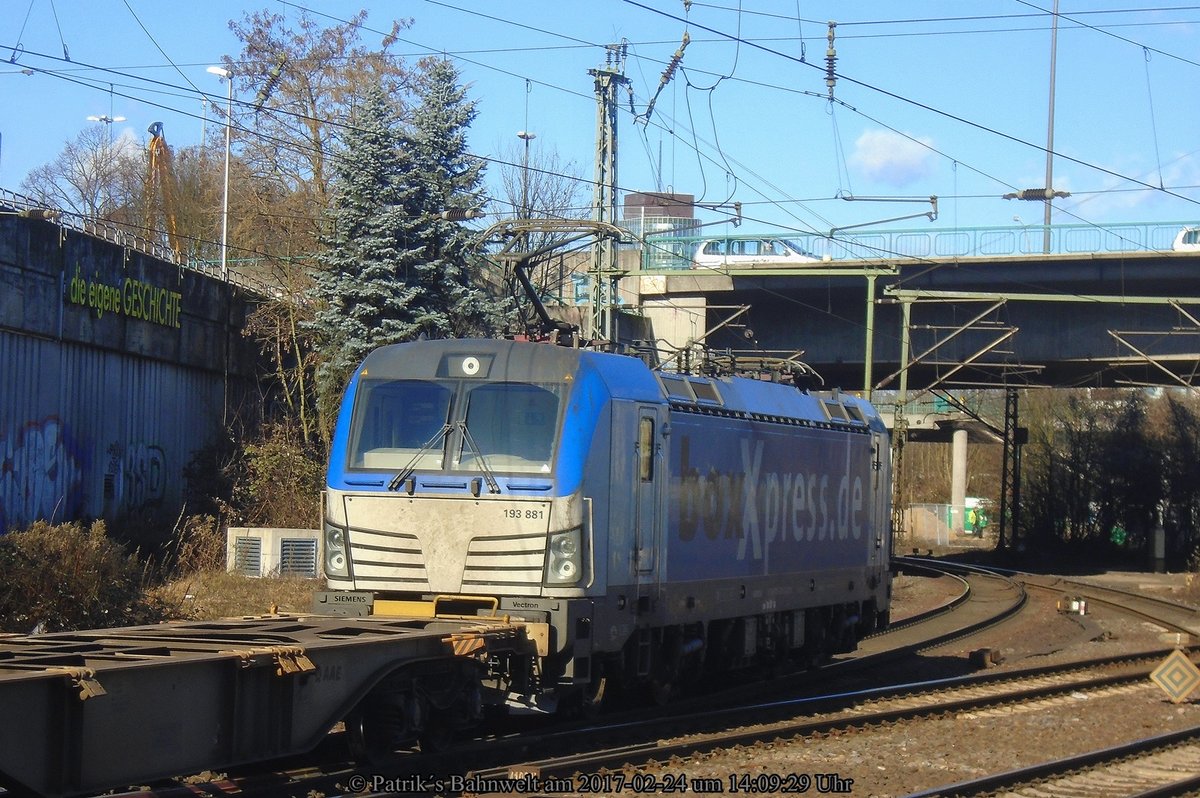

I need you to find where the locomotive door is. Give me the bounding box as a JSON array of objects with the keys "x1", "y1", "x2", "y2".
[
  {"x1": 633, "y1": 406, "x2": 663, "y2": 577},
  {"x1": 871, "y1": 429, "x2": 893, "y2": 563}
]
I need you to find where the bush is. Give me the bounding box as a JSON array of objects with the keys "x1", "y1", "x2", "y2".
[
  {"x1": 240, "y1": 423, "x2": 324, "y2": 528},
  {"x1": 164, "y1": 514, "x2": 228, "y2": 576},
  {"x1": 0, "y1": 520, "x2": 169, "y2": 633}
]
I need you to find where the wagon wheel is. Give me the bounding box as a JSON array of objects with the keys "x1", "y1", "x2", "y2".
[
  {"x1": 418, "y1": 716, "x2": 456, "y2": 753},
  {"x1": 346, "y1": 686, "x2": 421, "y2": 765},
  {"x1": 346, "y1": 706, "x2": 405, "y2": 766}
]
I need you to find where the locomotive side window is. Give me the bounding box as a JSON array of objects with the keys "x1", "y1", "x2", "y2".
[
  {"x1": 349, "y1": 379, "x2": 452, "y2": 469},
  {"x1": 455, "y1": 382, "x2": 562, "y2": 473},
  {"x1": 689, "y1": 379, "x2": 722, "y2": 404},
  {"x1": 638, "y1": 417, "x2": 654, "y2": 481},
  {"x1": 657, "y1": 374, "x2": 695, "y2": 401},
  {"x1": 822, "y1": 399, "x2": 850, "y2": 421}
]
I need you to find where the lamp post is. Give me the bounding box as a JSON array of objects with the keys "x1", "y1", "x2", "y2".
[
  {"x1": 1042, "y1": 0, "x2": 1060, "y2": 255},
  {"x1": 86, "y1": 114, "x2": 126, "y2": 146},
  {"x1": 207, "y1": 65, "x2": 233, "y2": 281},
  {"x1": 517, "y1": 130, "x2": 536, "y2": 221}
]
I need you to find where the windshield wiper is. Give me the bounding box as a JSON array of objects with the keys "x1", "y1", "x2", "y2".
[
  {"x1": 456, "y1": 422, "x2": 501, "y2": 494},
  {"x1": 388, "y1": 423, "x2": 453, "y2": 491}
]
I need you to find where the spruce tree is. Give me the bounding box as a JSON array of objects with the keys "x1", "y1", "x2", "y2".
[
  {"x1": 407, "y1": 58, "x2": 505, "y2": 337},
  {"x1": 308, "y1": 85, "x2": 429, "y2": 393},
  {"x1": 309, "y1": 66, "x2": 503, "y2": 404}
]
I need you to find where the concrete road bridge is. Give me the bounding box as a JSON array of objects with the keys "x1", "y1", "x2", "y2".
[{"x1": 629, "y1": 221, "x2": 1200, "y2": 396}]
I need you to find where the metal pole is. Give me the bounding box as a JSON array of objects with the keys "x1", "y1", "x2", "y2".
[
  {"x1": 863, "y1": 272, "x2": 877, "y2": 399},
  {"x1": 890, "y1": 297, "x2": 914, "y2": 546},
  {"x1": 518, "y1": 131, "x2": 536, "y2": 220},
  {"x1": 1042, "y1": 0, "x2": 1059, "y2": 254},
  {"x1": 220, "y1": 76, "x2": 232, "y2": 281},
  {"x1": 589, "y1": 46, "x2": 629, "y2": 344}
]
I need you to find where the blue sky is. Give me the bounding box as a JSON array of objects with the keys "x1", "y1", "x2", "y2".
[{"x1": 3, "y1": 1, "x2": 1199, "y2": 237}]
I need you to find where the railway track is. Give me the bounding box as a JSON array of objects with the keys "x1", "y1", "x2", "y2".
[
  {"x1": 458, "y1": 565, "x2": 1200, "y2": 798},
  {"x1": 11, "y1": 563, "x2": 987, "y2": 798},
  {"x1": 19, "y1": 562, "x2": 1195, "y2": 798},
  {"x1": 904, "y1": 724, "x2": 1200, "y2": 797},
  {"x1": 464, "y1": 649, "x2": 1191, "y2": 793},
  {"x1": 903, "y1": 559, "x2": 1200, "y2": 640},
  {"x1": 1025, "y1": 574, "x2": 1200, "y2": 637}
]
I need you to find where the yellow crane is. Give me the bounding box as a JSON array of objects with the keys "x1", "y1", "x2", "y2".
[{"x1": 146, "y1": 121, "x2": 183, "y2": 262}]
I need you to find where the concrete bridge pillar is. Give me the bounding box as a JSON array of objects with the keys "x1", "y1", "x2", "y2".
[{"x1": 951, "y1": 428, "x2": 968, "y2": 536}]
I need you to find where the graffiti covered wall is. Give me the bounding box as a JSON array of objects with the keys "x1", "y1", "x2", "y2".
[{"x1": 0, "y1": 417, "x2": 86, "y2": 531}]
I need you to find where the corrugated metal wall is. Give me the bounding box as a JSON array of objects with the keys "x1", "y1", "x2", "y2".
[
  {"x1": 0, "y1": 333, "x2": 227, "y2": 530},
  {"x1": 0, "y1": 207, "x2": 258, "y2": 533}
]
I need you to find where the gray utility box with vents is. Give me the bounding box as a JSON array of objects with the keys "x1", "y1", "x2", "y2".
[{"x1": 226, "y1": 527, "x2": 322, "y2": 578}]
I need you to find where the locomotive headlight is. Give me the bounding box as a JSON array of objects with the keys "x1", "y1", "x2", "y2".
[
  {"x1": 544, "y1": 527, "x2": 583, "y2": 585},
  {"x1": 324, "y1": 522, "x2": 350, "y2": 578},
  {"x1": 552, "y1": 535, "x2": 578, "y2": 558}
]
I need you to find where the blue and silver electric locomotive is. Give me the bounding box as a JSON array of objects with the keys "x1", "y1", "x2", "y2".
[{"x1": 324, "y1": 338, "x2": 891, "y2": 712}]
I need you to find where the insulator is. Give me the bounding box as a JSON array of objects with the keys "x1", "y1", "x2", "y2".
[
  {"x1": 254, "y1": 54, "x2": 287, "y2": 112},
  {"x1": 440, "y1": 208, "x2": 483, "y2": 221},
  {"x1": 825, "y1": 21, "x2": 838, "y2": 98}
]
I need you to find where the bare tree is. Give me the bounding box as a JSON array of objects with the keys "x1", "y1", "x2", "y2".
[
  {"x1": 221, "y1": 9, "x2": 420, "y2": 447},
  {"x1": 492, "y1": 138, "x2": 589, "y2": 332},
  {"x1": 223, "y1": 9, "x2": 417, "y2": 274},
  {"x1": 20, "y1": 124, "x2": 223, "y2": 264},
  {"x1": 20, "y1": 125, "x2": 140, "y2": 219}
]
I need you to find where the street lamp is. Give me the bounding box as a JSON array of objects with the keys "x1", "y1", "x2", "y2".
[
  {"x1": 86, "y1": 114, "x2": 126, "y2": 146},
  {"x1": 517, "y1": 130, "x2": 536, "y2": 221},
  {"x1": 207, "y1": 65, "x2": 233, "y2": 281}
]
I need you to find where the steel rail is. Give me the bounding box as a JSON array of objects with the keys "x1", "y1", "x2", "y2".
[
  {"x1": 462, "y1": 567, "x2": 1170, "y2": 788},
  {"x1": 467, "y1": 654, "x2": 1180, "y2": 790},
  {"x1": 902, "y1": 724, "x2": 1200, "y2": 798}
]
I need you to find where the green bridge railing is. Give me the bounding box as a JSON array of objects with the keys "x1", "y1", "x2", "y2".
[{"x1": 638, "y1": 220, "x2": 1195, "y2": 269}]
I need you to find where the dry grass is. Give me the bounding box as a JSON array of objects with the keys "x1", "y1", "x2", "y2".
[
  {"x1": 150, "y1": 515, "x2": 326, "y2": 621},
  {"x1": 0, "y1": 517, "x2": 327, "y2": 631},
  {"x1": 1176, "y1": 572, "x2": 1200, "y2": 606},
  {"x1": 152, "y1": 570, "x2": 326, "y2": 621}
]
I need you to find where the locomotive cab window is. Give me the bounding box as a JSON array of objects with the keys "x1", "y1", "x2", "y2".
[
  {"x1": 349, "y1": 379, "x2": 452, "y2": 470},
  {"x1": 822, "y1": 399, "x2": 850, "y2": 422},
  {"x1": 454, "y1": 382, "x2": 562, "y2": 473}
]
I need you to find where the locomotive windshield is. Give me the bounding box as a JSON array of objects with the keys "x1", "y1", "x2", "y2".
[
  {"x1": 349, "y1": 379, "x2": 453, "y2": 470},
  {"x1": 347, "y1": 377, "x2": 563, "y2": 475},
  {"x1": 453, "y1": 382, "x2": 560, "y2": 473}
]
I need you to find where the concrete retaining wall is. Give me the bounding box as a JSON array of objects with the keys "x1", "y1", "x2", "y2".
[{"x1": 0, "y1": 208, "x2": 260, "y2": 532}]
